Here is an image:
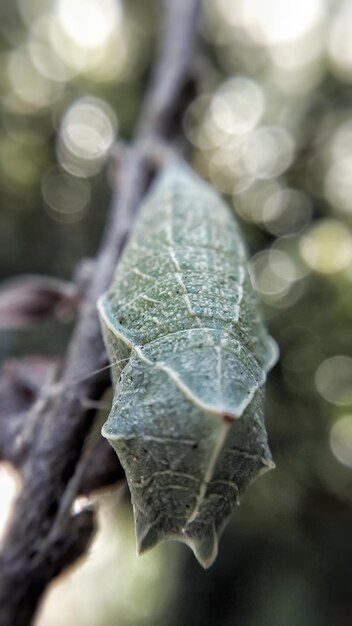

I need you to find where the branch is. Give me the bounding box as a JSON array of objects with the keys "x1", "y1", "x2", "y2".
[
  {"x1": 0, "y1": 1, "x2": 202, "y2": 624},
  {"x1": 0, "y1": 357, "x2": 124, "y2": 493},
  {"x1": 0, "y1": 275, "x2": 79, "y2": 328}
]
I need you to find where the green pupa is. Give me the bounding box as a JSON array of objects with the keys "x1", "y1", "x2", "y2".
[{"x1": 98, "y1": 162, "x2": 278, "y2": 568}]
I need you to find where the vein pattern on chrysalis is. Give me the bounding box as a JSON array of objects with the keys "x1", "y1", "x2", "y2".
[{"x1": 98, "y1": 162, "x2": 278, "y2": 568}]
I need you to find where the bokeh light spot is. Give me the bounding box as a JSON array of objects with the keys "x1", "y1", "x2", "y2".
[
  {"x1": 209, "y1": 140, "x2": 250, "y2": 194},
  {"x1": 272, "y1": 236, "x2": 310, "y2": 280},
  {"x1": 315, "y1": 356, "x2": 352, "y2": 406},
  {"x1": 211, "y1": 77, "x2": 265, "y2": 136},
  {"x1": 263, "y1": 188, "x2": 312, "y2": 236},
  {"x1": 183, "y1": 95, "x2": 229, "y2": 150},
  {"x1": 244, "y1": 0, "x2": 323, "y2": 45},
  {"x1": 328, "y1": 0, "x2": 352, "y2": 82},
  {"x1": 58, "y1": 96, "x2": 117, "y2": 176},
  {"x1": 29, "y1": 16, "x2": 72, "y2": 83},
  {"x1": 299, "y1": 220, "x2": 352, "y2": 274},
  {"x1": 330, "y1": 415, "x2": 352, "y2": 468},
  {"x1": 235, "y1": 179, "x2": 282, "y2": 224},
  {"x1": 250, "y1": 249, "x2": 299, "y2": 303},
  {"x1": 56, "y1": 0, "x2": 122, "y2": 49},
  {"x1": 42, "y1": 168, "x2": 90, "y2": 223},
  {"x1": 215, "y1": 0, "x2": 324, "y2": 45},
  {"x1": 325, "y1": 157, "x2": 352, "y2": 217},
  {"x1": 7, "y1": 46, "x2": 62, "y2": 110},
  {"x1": 241, "y1": 126, "x2": 295, "y2": 179}
]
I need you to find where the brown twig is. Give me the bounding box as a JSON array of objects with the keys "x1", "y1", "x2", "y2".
[{"x1": 0, "y1": 1, "x2": 202, "y2": 624}]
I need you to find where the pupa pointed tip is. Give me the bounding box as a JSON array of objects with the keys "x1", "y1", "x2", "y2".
[
  {"x1": 196, "y1": 551, "x2": 218, "y2": 570},
  {"x1": 134, "y1": 507, "x2": 162, "y2": 556},
  {"x1": 186, "y1": 527, "x2": 219, "y2": 569},
  {"x1": 136, "y1": 527, "x2": 161, "y2": 556},
  {"x1": 256, "y1": 457, "x2": 275, "y2": 478},
  {"x1": 261, "y1": 456, "x2": 276, "y2": 471}
]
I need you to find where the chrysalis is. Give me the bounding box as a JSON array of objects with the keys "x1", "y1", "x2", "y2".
[{"x1": 98, "y1": 162, "x2": 278, "y2": 568}]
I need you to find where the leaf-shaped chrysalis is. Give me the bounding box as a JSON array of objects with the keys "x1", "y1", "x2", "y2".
[{"x1": 98, "y1": 162, "x2": 278, "y2": 568}]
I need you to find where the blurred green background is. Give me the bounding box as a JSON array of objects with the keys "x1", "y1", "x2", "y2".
[{"x1": 0, "y1": 1, "x2": 352, "y2": 625}]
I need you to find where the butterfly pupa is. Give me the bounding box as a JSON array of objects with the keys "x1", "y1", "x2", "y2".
[{"x1": 98, "y1": 162, "x2": 278, "y2": 568}]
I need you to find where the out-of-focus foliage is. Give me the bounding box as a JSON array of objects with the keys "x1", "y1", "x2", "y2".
[{"x1": 0, "y1": 1, "x2": 352, "y2": 625}]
